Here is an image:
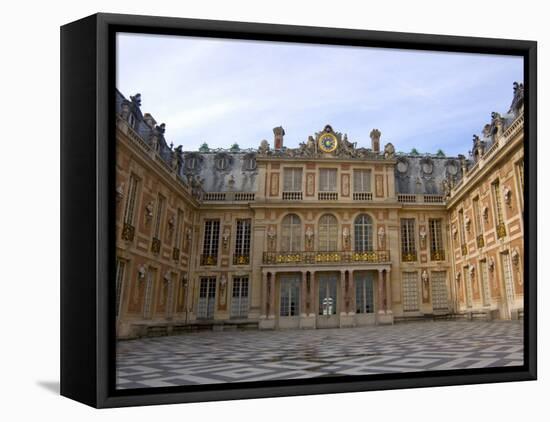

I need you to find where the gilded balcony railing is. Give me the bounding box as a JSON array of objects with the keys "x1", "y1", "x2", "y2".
[
  {"x1": 402, "y1": 251, "x2": 417, "y2": 262},
  {"x1": 151, "y1": 237, "x2": 161, "y2": 254},
  {"x1": 200, "y1": 254, "x2": 218, "y2": 266},
  {"x1": 262, "y1": 250, "x2": 390, "y2": 265},
  {"x1": 121, "y1": 223, "x2": 135, "y2": 241},
  {"x1": 430, "y1": 250, "x2": 445, "y2": 261},
  {"x1": 172, "y1": 247, "x2": 180, "y2": 261},
  {"x1": 233, "y1": 254, "x2": 250, "y2": 265},
  {"x1": 476, "y1": 234, "x2": 485, "y2": 248},
  {"x1": 496, "y1": 223, "x2": 507, "y2": 239}
]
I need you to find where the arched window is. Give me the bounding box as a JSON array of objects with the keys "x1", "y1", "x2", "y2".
[
  {"x1": 318, "y1": 214, "x2": 338, "y2": 251},
  {"x1": 281, "y1": 214, "x2": 302, "y2": 252},
  {"x1": 354, "y1": 214, "x2": 373, "y2": 252}
]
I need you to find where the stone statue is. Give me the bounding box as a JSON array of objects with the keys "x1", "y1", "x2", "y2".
[
  {"x1": 258, "y1": 139, "x2": 270, "y2": 154},
  {"x1": 377, "y1": 226, "x2": 385, "y2": 249},
  {"x1": 383, "y1": 143, "x2": 395, "y2": 159}
]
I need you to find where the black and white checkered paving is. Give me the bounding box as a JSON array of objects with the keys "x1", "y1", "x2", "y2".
[{"x1": 116, "y1": 321, "x2": 523, "y2": 389}]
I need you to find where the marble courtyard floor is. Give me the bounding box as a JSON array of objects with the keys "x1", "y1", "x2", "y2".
[{"x1": 116, "y1": 320, "x2": 523, "y2": 389}]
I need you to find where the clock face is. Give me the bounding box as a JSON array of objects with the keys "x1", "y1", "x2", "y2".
[{"x1": 319, "y1": 134, "x2": 338, "y2": 153}]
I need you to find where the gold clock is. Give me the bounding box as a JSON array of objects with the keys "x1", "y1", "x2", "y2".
[{"x1": 318, "y1": 133, "x2": 338, "y2": 153}]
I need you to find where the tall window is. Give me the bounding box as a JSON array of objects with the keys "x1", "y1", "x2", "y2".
[
  {"x1": 123, "y1": 174, "x2": 139, "y2": 225},
  {"x1": 280, "y1": 275, "x2": 300, "y2": 317},
  {"x1": 281, "y1": 214, "x2": 302, "y2": 252},
  {"x1": 115, "y1": 259, "x2": 126, "y2": 318},
  {"x1": 355, "y1": 273, "x2": 374, "y2": 313},
  {"x1": 234, "y1": 219, "x2": 251, "y2": 263},
  {"x1": 231, "y1": 276, "x2": 249, "y2": 318},
  {"x1": 501, "y1": 252, "x2": 515, "y2": 308},
  {"x1": 174, "y1": 209, "x2": 183, "y2": 249},
  {"x1": 319, "y1": 168, "x2": 337, "y2": 192},
  {"x1": 492, "y1": 180, "x2": 506, "y2": 238},
  {"x1": 401, "y1": 218, "x2": 416, "y2": 261},
  {"x1": 143, "y1": 268, "x2": 156, "y2": 319},
  {"x1": 402, "y1": 272, "x2": 419, "y2": 311},
  {"x1": 430, "y1": 271, "x2": 448, "y2": 311},
  {"x1": 283, "y1": 168, "x2": 302, "y2": 192},
  {"x1": 429, "y1": 219, "x2": 444, "y2": 260},
  {"x1": 354, "y1": 214, "x2": 373, "y2": 252},
  {"x1": 202, "y1": 219, "x2": 220, "y2": 264},
  {"x1": 153, "y1": 194, "x2": 165, "y2": 240},
  {"x1": 473, "y1": 197, "x2": 482, "y2": 234},
  {"x1": 318, "y1": 214, "x2": 338, "y2": 251},
  {"x1": 458, "y1": 209, "x2": 466, "y2": 244},
  {"x1": 353, "y1": 169, "x2": 371, "y2": 192},
  {"x1": 197, "y1": 277, "x2": 216, "y2": 319}
]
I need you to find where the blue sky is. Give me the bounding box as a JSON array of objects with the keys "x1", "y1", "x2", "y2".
[{"x1": 116, "y1": 33, "x2": 523, "y2": 156}]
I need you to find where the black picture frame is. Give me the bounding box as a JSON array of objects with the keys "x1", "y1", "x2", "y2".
[{"x1": 60, "y1": 12, "x2": 537, "y2": 408}]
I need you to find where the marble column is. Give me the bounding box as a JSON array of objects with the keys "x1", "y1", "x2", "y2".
[
  {"x1": 340, "y1": 269, "x2": 347, "y2": 315},
  {"x1": 260, "y1": 271, "x2": 268, "y2": 319},
  {"x1": 301, "y1": 271, "x2": 308, "y2": 317},
  {"x1": 378, "y1": 269, "x2": 385, "y2": 314},
  {"x1": 385, "y1": 269, "x2": 392, "y2": 314},
  {"x1": 267, "y1": 272, "x2": 275, "y2": 319}
]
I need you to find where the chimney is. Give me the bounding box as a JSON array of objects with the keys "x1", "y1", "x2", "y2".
[
  {"x1": 273, "y1": 126, "x2": 285, "y2": 150},
  {"x1": 370, "y1": 129, "x2": 381, "y2": 153}
]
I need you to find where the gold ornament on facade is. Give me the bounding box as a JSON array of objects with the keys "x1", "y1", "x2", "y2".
[
  {"x1": 430, "y1": 250, "x2": 445, "y2": 261},
  {"x1": 318, "y1": 132, "x2": 338, "y2": 153},
  {"x1": 121, "y1": 223, "x2": 135, "y2": 241},
  {"x1": 461, "y1": 244, "x2": 468, "y2": 256},
  {"x1": 476, "y1": 234, "x2": 485, "y2": 248},
  {"x1": 151, "y1": 237, "x2": 161, "y2": 254},
  {"x1": 402, "y1": 252, "x2": 417, "y2": 262},
  {"x1": 496, "y1": 222, "x2": 507, "y2": 239}
]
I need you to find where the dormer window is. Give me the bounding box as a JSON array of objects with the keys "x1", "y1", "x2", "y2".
[
  {"x1": 215, "y1": 153, "x2": 231, "y2": 171},
  {"x1": 243, "y1": 155, "x2": 257, "y2": 171}
]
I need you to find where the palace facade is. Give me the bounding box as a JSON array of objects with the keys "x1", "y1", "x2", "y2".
[{"x1": 115, "y1": 83, "x2": 525, "y2": 339}]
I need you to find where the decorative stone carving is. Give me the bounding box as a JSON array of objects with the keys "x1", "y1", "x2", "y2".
[
  {"x1": 342, "y1": 227, "x2": 350, "y2": 247},
  {"x1": 222, "y1": 227, "x2": 231, "y2": 249},
  {"x1": 503, "y1": 185, "x2": 512, "y2": 206},
  {"x1": 258, "y1": 139, "x2": 270, "y2": 154},
  {"x1": 482, "y1": 206, "x2": 489, "y2": 222},
  {"x1": 227, "y1": 174, "x2": 236, "y2": 190},
  {"x1": 130, "y1": 93, "x2": 142, "y2": 107},
  {"x1": 511, "y1": 248, "x2": 520, "y2": 267},
  {"x1": 145, "y1": 201, "x2": 154, "y2": 221},
  {"x1": 421, "y1": 270, "x2": 429, "y2": 300},
  {"x1": 137, "y1": 265, "x2": 146, "y2": 280},
  {"x1": 464, "y1": 215, "x2": 471, "y2": 233},
  {"x1": 469, "y1": 264, "x2": 475, "y2": 278},
  {"x1": 267, "y1": 226, "x2": 277, "y2": 250},
  {"x1": 219, "y1": 274, "x2": 227, "y2": 306},
  {"x1": 377, "y1": 226, "x2": 385, "y2": 249},
  {"x1": 116, "y1": 183, "x2": 124, "y2": 202},
  {"x1": 488, "y1": 257, "x2": 495, "y2": 272},
  {"x1": 452, "y1": 224, "x2": 458, "y2": 240},
  {"x1": 168, "y1": 215, "x2": 175, "y2": 232},
  {"x1": 185, "y1": 227, "x2": 192, "y2": 245},
  {"x1": 305, "y1": 226, "x2": 314, "y2": 248},
  {"x1": 509, "y1": 81, "x2": 524, "y2": 114},
  {"x1": 419, "y1": 226, "x2": 427, "y2": 248},
  {"x1": 383, "y1": 142, "x2": 395, "y2": 159},
  {"x1": 163, "y1": 271, "x2": 171, "y2": 283},
  {"x1": 396, "y1": 157, "x2": 409, "y2": 174},
  {"x1": 455, "y1": 272, "x2": 461, "y2": 283}
]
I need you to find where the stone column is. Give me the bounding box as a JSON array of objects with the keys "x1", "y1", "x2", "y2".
[
  {"x1": 349, "y1": 269, "x2": 355, "y2": 314},
  {"x1": 385, "y1": 269, "x2": 392, "y2": 314},
  {"x1": 340, "y1": 269, "x2": 347, "y2": 315},
  {"x1": 267, "y1": 272, "x2": 275, "y2": 319},
  {"x1": 378, "y1": 269, "x2": 385, "y2": 314},
  {"x1": 301, "y1": 271, "x2": 308, "y2": 317},
  {"x1": 260, "y1": 271, "x2": 268, "y2": 319}
]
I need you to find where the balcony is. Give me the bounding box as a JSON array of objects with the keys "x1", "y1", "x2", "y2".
[
  {"x1": 121, "y1": 223, "x2": 135, "y2": 241},
  {"x1": 430, "y1": 250, "x2": 445, "y2": 261},
  {"x1": 476, "y1": 234, "x2": 485, "y2": 248},
  {"x1": 318, "y1": 192, "x2": 338, "y2": 201},
  {"x1": 151, "y1": 237, "x2": 161, "y2": 254},
  {"x1": 402, "y1": 252, "x2": 417, "y2": 262},
  {"x1": 398, "y1": 194, "x2": 445, "y2": 204},
  {"x1": 282, "y1": 191, "x2": 303, "y2": 201},
  {"x1": 200, "y1": 254, "x2": 218, "y2": 266},
  {"x1": 201, "y1": 192, "x2": 255, "y2": 202},
  {"x1": 262, "y1": 250, "x2": 390, "y2": 265},
  {"x1": 496, "y1": 223, "x2": 507, "y2": 239},
  {"x1": 233, "y1": 254, "x2": 250, "y2": 265},
  {"x1": 172, "y1": 247, "x2": 180, "y2": 261},
  {"x1": 353, "y1": 192, "x2": 373, "y2": 201}
]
